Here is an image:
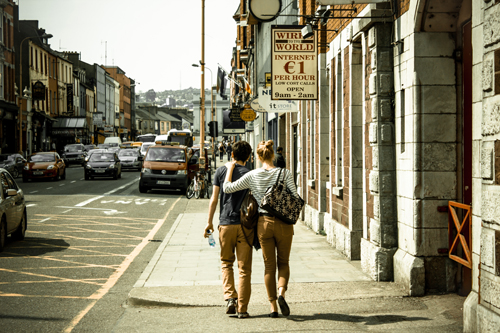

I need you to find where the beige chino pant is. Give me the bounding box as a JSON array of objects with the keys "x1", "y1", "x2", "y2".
[
  {"x1": 218, "y1": 224, "x2": 254, "y2": 313},
  {"x1": 257, "y1": 215, "x2": 294, "y2": 302}
]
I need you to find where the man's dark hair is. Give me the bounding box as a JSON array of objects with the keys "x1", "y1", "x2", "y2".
[
  {"x1": 277, "y1": 146, "x2": 283, "y2": 153},
  {"x1": 232, "y1": 141, "x2": 252, "y2": 162}
]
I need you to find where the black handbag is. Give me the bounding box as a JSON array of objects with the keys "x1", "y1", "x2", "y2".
[{"x1": 261, "y1": 168, "x2": 304, "y2": 225}]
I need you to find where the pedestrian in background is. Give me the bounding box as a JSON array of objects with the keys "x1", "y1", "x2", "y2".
[
  {"x1": 223, "y1": 139, "x2": 299, "y2": 318},
  {"x1": 274, "y1": 146, "x2": 286, "y2": 168},
  {"x1": 226, "y1": 142, "x2": 233, "y2": 161},
  {"x1": 219, "y1": 142, "x2": 225, "y2": 162},
  {"x1": 204, "y1": 141, "x2": 253, "y2": 319}
]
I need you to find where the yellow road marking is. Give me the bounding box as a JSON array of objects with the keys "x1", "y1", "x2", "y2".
[{"x1": 63, "y1": 196, "x2": 182, "y2": 333}]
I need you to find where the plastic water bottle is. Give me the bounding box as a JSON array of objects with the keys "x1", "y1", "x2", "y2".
[{"x1": 207, "y1": 230, "x2": 216, "y2": 248}]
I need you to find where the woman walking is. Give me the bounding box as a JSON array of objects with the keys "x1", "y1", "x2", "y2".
[{"x1": 223, "y1": 140, "x2": 298, "y2": 318}]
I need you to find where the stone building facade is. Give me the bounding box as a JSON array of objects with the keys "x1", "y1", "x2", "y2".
[{"x1": 230, "y1": 0, "x2": 500, "y2": 330}]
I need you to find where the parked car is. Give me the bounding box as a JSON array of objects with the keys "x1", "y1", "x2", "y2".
[
  {"x1": 118, "y1": 149, "x2": 143, "y2": 171},
  {"x1": 0, "y1": 168, "x2": 27, "y2": 252},
  {"x1": 23, "y1": 152, "x2": 66, "y2": 182},
  {"x1": 120, "y1": 141, "x2": 134, "y2": 149},
  {"x1": 62, "y1": 143, "x2": 87, "y2": 165},
  {"x1": 84, "y1": 151, "x2": 122, "y2": 180},
  {"x1": 0, "y1": 154, "x2": 26, "y2": 178}
]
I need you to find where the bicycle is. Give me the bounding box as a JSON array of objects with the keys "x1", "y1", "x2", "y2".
[{"x1": 186, "y1": 171, "x2": 201, "y2": 199}]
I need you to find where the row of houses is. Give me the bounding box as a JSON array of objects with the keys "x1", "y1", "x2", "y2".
[
  {"x1": 224, "y1": 0, "x2": 500, "y2": 330},
  {"x1": 0, "y1": 0, "x2": 192, "y2": 156}
]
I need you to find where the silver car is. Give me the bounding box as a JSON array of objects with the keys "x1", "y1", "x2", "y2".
[
  {"x1": 118, "y1": 149, "x2": 143, "y2": 171},
  {"x1": 0, "y1": 168, "x2": 27, "y2": 251}
]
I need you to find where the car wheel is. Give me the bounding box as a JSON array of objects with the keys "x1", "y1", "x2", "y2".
[
  {"x1": 12, "y1": 169, "x2": 19, "y2": 178},
  {"x1": 139, "y1": 184, "x2": 148, "y2": 193},
  {"x1": 90, "y1": 176, "x2": 94, "y2": 180},
  {"x1": 0, "y1": 217, "x2": 6, "y2": 252},
  {"x1": 61, "y1": 169, "x2": 66, "y2": 180},
  {"x1": 84, "y1": 174, "x2": 89, "y2": 180},
  {"x1": 12, "y1": 211, "x2": 26, "y2": 241},
  {"x1": 23, "y1": 177, "x2": 28, "y2": 183}
]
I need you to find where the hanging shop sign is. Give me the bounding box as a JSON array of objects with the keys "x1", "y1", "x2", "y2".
[
  {"x1": 250, "y1": 97, "x2": 266, "y2": 112},
  {"x1": 67, "y1": 84, "x2": 74, "y2": 112},
  {"x1": 259, "y1": 87, "x2": 299, "y2": 112},
  {"x1": 249, "y1": 0, "x2": 281, "y2": 22},
  {"x1": 271, "y1": 26, "x2": 318, "y2": 100},
  {"x1": 222, "y1": 109, "x2": 245, "y2": 134},
  {"x1": 32, "y1": 81, "x2": 46, "y2": 100},
  {"x1": 93, "y1": 112, "x2": 103, "y2": 127},
  {"x1": 240, "y1": 106, "x2": 257, "y2": 122}
]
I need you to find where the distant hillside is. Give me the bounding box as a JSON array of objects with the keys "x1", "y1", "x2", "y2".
[{"x1": 137, "y1": 88, "x2": 212, "y2": 106}]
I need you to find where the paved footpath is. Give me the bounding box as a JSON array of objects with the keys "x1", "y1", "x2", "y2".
[{"x1": 119, "y1": 199, "x2": 464, "y2": 332}]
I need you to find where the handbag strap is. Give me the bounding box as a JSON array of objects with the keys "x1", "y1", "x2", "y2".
[
  {"x1": 275, "y1": 168, "x2": 284, "y2": 186},
  {"x1": 241, "y1": 224, "x2": 253, "y2": 248}
]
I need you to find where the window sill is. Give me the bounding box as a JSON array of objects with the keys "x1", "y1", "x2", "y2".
[{"x1": 331, "y1": 186, "x2": 343, "y2": 197}]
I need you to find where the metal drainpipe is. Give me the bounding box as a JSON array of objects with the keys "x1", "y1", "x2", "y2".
[{"x1": 413, "y1": 71, "x2": 423, "y2": 252}]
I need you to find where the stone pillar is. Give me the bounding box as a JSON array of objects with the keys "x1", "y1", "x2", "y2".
[{"x1": 361, "y1": 23, "x2": 397, "y2": 281}]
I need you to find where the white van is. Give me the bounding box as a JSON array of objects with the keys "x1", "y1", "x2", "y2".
[{"x1": 104, "y1": 137, "x2": 122, "y2": 147}]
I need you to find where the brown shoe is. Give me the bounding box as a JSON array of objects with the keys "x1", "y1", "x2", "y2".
[
  {"x1": 226, "y1": 298, "x2": 237, "y2": 314},
  {"x1": 237, "y1": 312, "x2": 250, "y2": 319}
]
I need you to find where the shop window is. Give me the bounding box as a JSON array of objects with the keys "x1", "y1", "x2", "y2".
[
  {"x1": 401, "y1": 89, "x2": 405, "y2": 153},
  {"x1": 335, "y1": 54, "x2": 343, "y2": 187}
]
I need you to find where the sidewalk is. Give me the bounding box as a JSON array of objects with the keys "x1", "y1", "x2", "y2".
[{"x1": 125, "y1": 199, "x2": 464, "y2": 331}]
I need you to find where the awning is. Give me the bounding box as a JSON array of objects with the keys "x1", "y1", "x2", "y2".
[{"x1": 53, "y1": 117, "x2": 87, "y2": 128}]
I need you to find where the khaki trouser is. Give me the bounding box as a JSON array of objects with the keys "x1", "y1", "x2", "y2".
[
  {"x1": 218, "y1": 224, "x2": 254, "y2": 313},
  {"x1": 257, "y1": 215, "x2": 294, "y2": 302}
]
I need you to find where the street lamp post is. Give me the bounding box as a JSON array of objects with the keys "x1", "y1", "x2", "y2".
[
  {"x1": 192, "y1": 63, "x2": 215, "y2": 169},
  {"x1": 18, "y1": 33, "x2": 53, "y2": 154},
  {"x1": 199, "y1": 0, "x2": 206, "y2": 170}
]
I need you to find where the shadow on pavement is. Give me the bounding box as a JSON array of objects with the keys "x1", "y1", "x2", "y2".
[
  {"x1": 284, "y1": 313, "x2": 431, "y2": 324},
  {"x1": 4, "y1": 238, "x2": 70, "y2": 256},
  {"x1": 0, "y1": 314, "x2": 66, "y2": 321}
]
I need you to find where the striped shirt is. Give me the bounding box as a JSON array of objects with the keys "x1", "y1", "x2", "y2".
[{"x1": 223, "y1": 167, "x2": 298, "y2": 213}]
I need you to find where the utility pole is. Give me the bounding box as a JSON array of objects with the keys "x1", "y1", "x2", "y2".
[{"x1": 199, "y1": 0, "x2": 206, "y2": 169}]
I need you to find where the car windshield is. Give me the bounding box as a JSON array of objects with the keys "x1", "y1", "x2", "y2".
[
  {"x1": 119, "y1": 150, "x2": 136, "y2": 157},
  {"x1": 0, "y1": 154, "x2": 13, "y2": 162},
  {"x1": 98, "y1": 144, "x2": 110, "y2": 149},
  {"x1": 90, "y1": 153, "x2": 115, "y2": 162},
  {"x1": 141, "y1": 143, "x2": 154, "y2": 152},
  {"x1": 145, "y1": 148, "x2": 185, "y2": 162},
  {"x1": 29, "y1": 154, "x2": 55, "y2": 162},
  {"x1": 65, "y1": 145, "x2": 82, "y2": 152}
]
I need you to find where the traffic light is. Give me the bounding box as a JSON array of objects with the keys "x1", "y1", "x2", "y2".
[{"x1": 208, "y1": 121, "x2": 218, "y2": 138}]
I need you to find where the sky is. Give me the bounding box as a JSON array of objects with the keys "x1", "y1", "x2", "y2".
[{"x1": 19, "y1": 0, "x2": 239, "y2": 93}]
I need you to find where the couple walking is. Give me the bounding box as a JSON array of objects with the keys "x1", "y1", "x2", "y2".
[{"x1": 204, "y1": 139, "x2": 299, "y2": 318}]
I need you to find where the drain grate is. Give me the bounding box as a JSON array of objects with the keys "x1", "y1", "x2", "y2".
[{"x1": 148, "y1": 239, "x2": 162, "y2": 242}]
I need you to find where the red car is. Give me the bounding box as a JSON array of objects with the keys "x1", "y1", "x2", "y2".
[{"x1": 23, "y1": 152, "x2": 66, "y2": 182}]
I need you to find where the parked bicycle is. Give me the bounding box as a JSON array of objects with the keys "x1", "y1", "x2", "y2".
[{"x1": 186, "y1": 169, "x2": 212, "y2": 199}]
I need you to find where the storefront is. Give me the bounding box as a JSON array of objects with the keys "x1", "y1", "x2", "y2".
[
  {"x1": 0, "y1": 102, "x2": 20, "y2": 154},
  {"x1": 51, "y1": 117, "x2": 90, "y2": 152}
]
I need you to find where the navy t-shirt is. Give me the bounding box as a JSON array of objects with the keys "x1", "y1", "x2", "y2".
[{"x1": 213, "y1": 164, "x2": 249, "y2": 225}]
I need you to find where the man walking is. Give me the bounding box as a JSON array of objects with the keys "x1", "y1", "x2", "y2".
[
  {"x1": 275, "y1": 146, "x2": 286, "y2": 168},
  {"x1": 226, "y1": 141, "x2": 232, "y2": 161},
  {"x1": 204, "y1": 141, "x2": 253, "y2": 318},
  {"x1": 219, "y1": 142, "x2": 225, "y2": 162}
]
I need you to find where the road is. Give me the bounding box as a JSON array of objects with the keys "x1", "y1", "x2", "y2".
[{"x1": 0, "y1": 165, "x2": 190, "y2": 332}]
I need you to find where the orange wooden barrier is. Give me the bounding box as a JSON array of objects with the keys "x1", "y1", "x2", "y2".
[{"x1": 448, "y1": 201, "x2": 472, "y2": 269}]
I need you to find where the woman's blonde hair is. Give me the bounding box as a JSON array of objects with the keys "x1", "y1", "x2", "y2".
[{"x1": 256, "y1": 140, "x2": 275, "y2": 162}]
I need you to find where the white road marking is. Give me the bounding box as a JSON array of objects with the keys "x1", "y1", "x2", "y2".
[
  {"x1": 26, "y1": 204, "x2": 37, "y2": 207},
  {"x1": 47, "y1": 187, "x2": 53, "y2": 189},
  {"x1": 74, "y1": 178, "x2": 139, "y2": 207},
  {"x1": 38, "y1": 217, "x2": 52, "y2": 223},
  {"x1": 56, "y1": 206, "x2": 126, "y2": 215},
  {"x1": 30, "y1": 191, "x2": 38, "y2": 194},
  {"x1": 79, "y1": 178, "x2": 84, "y2": 181},
  {"x1": 71, "y1": 181, "x2": 76, "y2": 183},
  {"x1": 59, "y1": 184, "x2": 65, "y2": 186},
  {"x1": 62, "y1": 209, "x2": 73, "y2": 213}
]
